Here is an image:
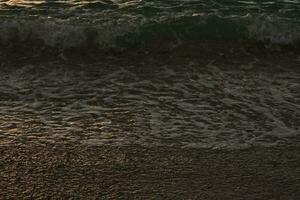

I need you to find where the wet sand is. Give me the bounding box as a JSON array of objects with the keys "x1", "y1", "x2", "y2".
[{"x1": 1, "y1": 145, "x2": 299, "y2": 199}]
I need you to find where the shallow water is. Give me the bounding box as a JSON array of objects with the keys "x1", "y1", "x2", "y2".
[
  {"x1": 0, "y1": 1, "x2": 299, "y2": 148},
  {"x1": 0, "y1": 54, "x2": 299, "y2": 148}
]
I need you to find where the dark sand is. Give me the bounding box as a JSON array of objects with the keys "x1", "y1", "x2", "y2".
[{"x1": 1, "y1": 145, "x2": 300, "y2": 199}]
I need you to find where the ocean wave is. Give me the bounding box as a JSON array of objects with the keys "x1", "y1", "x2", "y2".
[{"x1": 0, "y1": 14, "x2": 299, "y2": 52}]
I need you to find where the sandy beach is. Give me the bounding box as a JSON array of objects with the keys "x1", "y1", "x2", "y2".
[{"x1": 1, "y1": 145, "x2": 299, "y2": 199}]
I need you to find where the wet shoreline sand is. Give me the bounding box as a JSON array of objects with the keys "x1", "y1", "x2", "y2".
[{"x1": 1, "y1": 145, "x2": 299, "y2": 199}]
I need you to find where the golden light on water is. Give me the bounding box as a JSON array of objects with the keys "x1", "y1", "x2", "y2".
[
  {"x1": 0, "y1": 0, "x2": 145, "y2": 10},
  {"x1": 2, "y1": 0, "x2": 83, "y2": 7},
  {"x1": 5, "y1": 0, "x2": 43, "y2": 5}
]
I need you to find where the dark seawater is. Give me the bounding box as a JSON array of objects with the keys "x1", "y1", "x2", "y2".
[
  {"x1": 1, "y1": 0, "x2": 300, "y2": 50},
  {"x1": 0, "y1": 0, "x2": 299, "y2": 148}
]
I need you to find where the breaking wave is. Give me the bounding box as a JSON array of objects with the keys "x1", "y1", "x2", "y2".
[{"x1": 0, "y1": 14, "x2": 299, "y2": 53}]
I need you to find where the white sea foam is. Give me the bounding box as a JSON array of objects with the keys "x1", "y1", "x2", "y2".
[{"x1": 0, "y1": 61, "x2": 299, "y2": 149}]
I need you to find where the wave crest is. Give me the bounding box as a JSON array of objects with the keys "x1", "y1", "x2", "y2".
[{"x1": 0, "y1": 14, "x2": 299, "y2": 52}]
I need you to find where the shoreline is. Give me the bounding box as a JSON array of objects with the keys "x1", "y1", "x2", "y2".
[{"x1": 1, "y1": 145, "x2": 299, "y2": 199}]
